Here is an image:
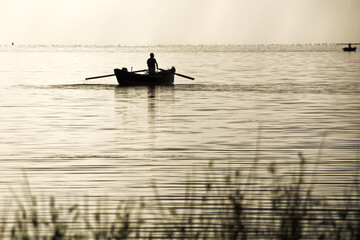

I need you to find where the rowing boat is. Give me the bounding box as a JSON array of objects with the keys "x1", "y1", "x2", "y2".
[
  {"x1": 86, "y1": 66, "x2": 194, "y2": 84},
  {"x1": 343, "y1": 47, "x2": 357, "y2": 52},
  {"x1": 114, "y1": 67, "x2": 176, "y2": 86}
]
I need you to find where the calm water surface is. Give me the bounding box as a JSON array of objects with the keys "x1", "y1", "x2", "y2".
[{"x1": 0, "y1": 45, "x2": 359, "y2": 204}]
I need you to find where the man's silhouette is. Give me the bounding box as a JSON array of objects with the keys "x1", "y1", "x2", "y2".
[{"x1": 147, "y1": 53, "x2": 158, "y2": 75}]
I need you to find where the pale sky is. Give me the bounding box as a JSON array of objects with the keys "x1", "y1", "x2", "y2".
[{"x1": 1, "y1": 0, "x2": 359, "y2": 45}]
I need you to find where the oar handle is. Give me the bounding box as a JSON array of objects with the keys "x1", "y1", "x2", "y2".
[
  {"x1": 132, "y1": 69, "x2": 148, "y2": 73},
  {"x1": 159, "y1": 68, "x2": 194, "y2": 80}
]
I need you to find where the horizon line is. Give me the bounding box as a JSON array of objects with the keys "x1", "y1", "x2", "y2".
[{"x1": 2, "y1": 42, "x2": 359, "y2": 47}]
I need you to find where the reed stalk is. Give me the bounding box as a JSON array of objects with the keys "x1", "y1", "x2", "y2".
[{"x1": 1, "y1": 153, "x2": 359, "y2": 239}]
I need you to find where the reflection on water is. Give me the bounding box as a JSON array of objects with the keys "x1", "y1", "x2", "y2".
[
  {"x1": 0, "y1": 46, "x2": 359, "y2": 234},
  {"x1": 1, "y1": 82, "x2": 358, "y2": 198}
]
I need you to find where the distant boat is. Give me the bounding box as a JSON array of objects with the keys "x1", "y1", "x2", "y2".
[
  {"x1": 114, "y1": 67, "x2": 176, "y2": 86},
  {"x1": 343, "y1": 46, "x2": 357, "y2": 52},
  {"x1": 341, "y1": 43, "x2": 357, "y2": 52}
]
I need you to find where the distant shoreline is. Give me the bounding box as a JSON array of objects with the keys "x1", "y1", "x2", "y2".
[
  {"x1": 0, "y1": 43, "x2": 353, "y2": 54},
  {"x1": 0, "y1": 43, "x2": 349, "y2": 47}
]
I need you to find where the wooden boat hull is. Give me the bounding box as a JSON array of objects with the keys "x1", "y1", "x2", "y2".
[
  {"x1": 343, "y1": 47, "x2": 357, "y2": 52},
  {"x1": 114, "y1": 68, "x2": 175, "y2": 86}
]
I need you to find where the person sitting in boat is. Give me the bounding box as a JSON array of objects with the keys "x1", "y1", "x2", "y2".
[
  {"x1": 348, "y1": 43, "x2": 352, "y2": 48},
  {"x1": 147, "y1": 53, "x2": 158, "y2": 75}
]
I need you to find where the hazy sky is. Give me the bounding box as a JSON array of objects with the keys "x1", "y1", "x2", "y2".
[{"x1": 1, "y1": 0, "x2": 359, "y2": 45}]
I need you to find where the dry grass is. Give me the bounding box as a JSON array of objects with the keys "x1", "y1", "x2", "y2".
[{"x1": 1, "y1": 154, "x2": 359, "y2": 239}]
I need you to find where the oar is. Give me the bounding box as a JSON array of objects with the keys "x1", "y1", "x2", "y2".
[
  {"x1": 159, "y1": 68, "x2": 194, "y2": 80},
  {"x1": 85, "y1": 69, "x2": 148, "y2": 80},
  {"x1": 175, "y1": 72, "x2": 195, "y2": 80},
  {"x1": 85, "y1": 74, "x2": 114, "y2": 80}
]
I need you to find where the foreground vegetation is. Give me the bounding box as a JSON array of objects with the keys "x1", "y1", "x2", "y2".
[{"x1": 1, "y1": 153, "x2": 359, "y2": 239}]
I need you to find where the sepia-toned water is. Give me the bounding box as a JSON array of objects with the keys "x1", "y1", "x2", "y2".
[{"x1": 0, "y1": 44, "x2": 359, "y2": 207}]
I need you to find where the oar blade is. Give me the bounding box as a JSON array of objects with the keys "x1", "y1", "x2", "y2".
[
  {"x1": 85, "y1": 74, "x2": 115, "y2": 80},
  {"x1": 175, "y1": 73, "x2": 195, "y2": 80}
]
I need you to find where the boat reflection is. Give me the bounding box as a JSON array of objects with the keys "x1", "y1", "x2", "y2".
[{"x1": 113, "y1": 85, "x2": 175, "y2": 145}]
